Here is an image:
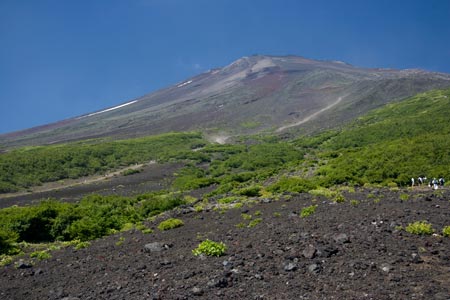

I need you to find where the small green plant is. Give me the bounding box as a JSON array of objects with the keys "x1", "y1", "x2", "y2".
[
  {"x1": 121, "y1": 168, "x2": 141, "y2": 176},
  {"x1": 194, "y1": 205, "x2": 204, "y2": 212},
  {"x1": 442, "y1": 226, "x2": 450, "y2": 237},
  {"x1": 273, "y1": 212, "x2": 281, "y2": 217},
  {"x1": 373, "y1": 198, "x2": 381, "y2": 204},
  {"x1": 399, "y1": 193, "x2": 409, "y2": 201},
  {"x1": 30, "y1": 250, "x2": 51, "y2": 260},
  {"x1": 74, "y1": 241, "x2": 91, "y2": 250},
  {"x1": 247, "y1": 218, "x2": 262, "y2": 228},
  {"x1": 405, "y1": 221, "x2": 434, "y2": 235},
  {"x1": 241, "y1": 213, "x2": 252, "y2": 220},
  {"x1": 158, "y1": 218, "x2": 184, "y2": 231},
  {"x1": 300, "y1": 205, "x2": 318, "y2": 218},
  {"x1": 333, "y1": 194, "x2": 345, "y2": 203},
  {"x1": 0, "y1": 255, "x2": 13, "y2": 267},
  {"x1": 350, "y1": 200, "x2": 360, "y2": 206},
  {"x1": 235, "y1": 222, "x2": 246, "y2": 229},
  {"x1": 192, "y1": 239, "x2": 227, "y2": 257},
  {"x1": 116, "y1": 236, "x2": 125, "y2": 246},
  {"x1": 394, "y1": 225, "x2": 403, "y2": 231},
  {"x1": 121, "y1": 223, "x2": 135, "y2": 232},
  {"x1": 254, "y1": 210, "x2": 262, "y2": 216}
]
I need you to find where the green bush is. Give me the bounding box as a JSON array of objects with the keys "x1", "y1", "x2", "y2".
[
  {"x1": 405, "y1": 221, "x2": 434, "y2": 235},
  {"x1": 0, "y1": 228, "x2": 19, "y2": 255},
  {"x1": 121, "y1": 168, "x2": 141, "y2": 176},
  {"x1": 192, "y1": 239, "x2": 227, "y2": 257},
  {"x1": 236, "y1": 185, "x2": 262, "y2": 197},
  {"x1": 300, "y1": 205, "x2": 318, "y2": 218},
  {"x1": 247, "y1": 218, "x2": 262, "y2": 228},
  {"x1": 157, "y1": 218, "x2": 184, "y2": 231},
  {"x1": 30, "y1": 250, "x2": 51, "y2": 260},
  {"x1": 442, "y1": 226, "x2": 450, "y2": 237},
  {"x1": 267, "y1": 176, "x2": 317, "y2": 194}
]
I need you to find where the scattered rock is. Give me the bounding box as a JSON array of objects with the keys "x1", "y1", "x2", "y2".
[
  {"x1": 16, "y1": 261, "x2": 32, "y2": 269},
  {"x1": 411, "y1": 253, "x2": 424, "y2": 263},
  {"x1": 284, "y1": 262, "x2": 297, "y2": 272},
  {"x1": 144, "y1": 242, "x2": 168, "y2": 253},
  {"x1": 379, "y1": 263, "x2": 392, "y2": 273},
  {"x1": 302, "y1": 244, "x2": 317, "y2": 259},
  {"x1": 191, "y1": 287, "x2": 204, "y2": 296},
  {"x1": 333, "y1": 233, "x2": 350, "y2": 244},
  {"x1": 308, "y1": 263, "x2": 321, "y2": 275}
]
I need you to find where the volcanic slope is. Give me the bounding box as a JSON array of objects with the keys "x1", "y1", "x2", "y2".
[
  {"x1": 2, "y1": 55, "x2": 450, "y2": 148},
  {"x1": 1, "y1": 188, "x2": 450, "y2": 300}
]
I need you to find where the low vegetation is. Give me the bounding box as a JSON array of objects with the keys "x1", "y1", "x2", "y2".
[
  {"x1": 300, "y1": 205, "x2": 318, "y2": 218},
  {"x1": 405, "y1": 221, "x2": 434, "y2": 235},
  {"x1": 192, "y1": 239, "x2": 227, "y2": 257},
  {"x1": 0, "y1": 132, "x2": 205, "y2": 193},
  {"x1": 1, "y1": 88, "x2": 450, "y2": 260},
  {"x1": 0, "y1": 192, "x2": 185, "y2": 254},
  {"x1": 158, "y1": 218, "x2": 184, "y2": 231}
]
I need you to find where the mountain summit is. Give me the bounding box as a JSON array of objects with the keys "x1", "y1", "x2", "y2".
[{"x1": 2, "y1": 55, "x2": 450, "y2": 147}]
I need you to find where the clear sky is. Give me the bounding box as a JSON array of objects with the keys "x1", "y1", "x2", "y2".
[{"x1": 1, "y1": 0, "x2": 449, "y2": 134}]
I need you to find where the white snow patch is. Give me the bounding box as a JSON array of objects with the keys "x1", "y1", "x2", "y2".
[
  {"x1": 177, "y1": 80, "x2": 193, "y2": 88},
  {"x1": 79, "y1": 100, "x2": 138, "y2": 118}
]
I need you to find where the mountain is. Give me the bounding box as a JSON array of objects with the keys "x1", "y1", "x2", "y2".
[{"x1": 2, "y1": 55, "x2": 450, "y2": 148}]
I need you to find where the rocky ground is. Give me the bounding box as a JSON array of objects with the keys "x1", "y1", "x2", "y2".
[{"x1": 1, "y1": 187, "x2": 450, "y2": 300}]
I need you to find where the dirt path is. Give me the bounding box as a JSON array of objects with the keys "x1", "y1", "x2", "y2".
[
  {"x1": 276, "y1": 96, "x2": 344, "y2": 132},
  {"x1": 0, "y1": 162, "x2": 154, "y2": 200}
]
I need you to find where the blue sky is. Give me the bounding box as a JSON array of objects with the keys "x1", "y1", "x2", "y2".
[{"x1": 1, "y1": 0, "x2": 449, "y2": 134}]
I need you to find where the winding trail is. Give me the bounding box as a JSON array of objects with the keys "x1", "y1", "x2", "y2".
[{"x1": 276, "y1": 96, "x2": 344, "y2": 132}]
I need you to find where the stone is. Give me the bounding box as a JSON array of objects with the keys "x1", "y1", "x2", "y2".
[
  {"x1": 379, "y1": 263, "x2": 392, "y2": 273},
  {"x1": 308, "y1": 263, "x2": 321, "y2": 275},
  {"x1": 333, "y1": 233, "x2": 350, "y2": 244},
  {"x1": 302, "y1": 244, "x2": 317, "y2": 259},
  {"x1": 284, "y1": 262, "x2": 297, "y2": 272},
  {"x1": 16, "y1": 261, "x2": 32, "y2": 269},
  {"x1": 191, "y1": 287, "x2": 204, "y2": 296},
  {"x1": 144, "y1": 242, "x2": 166, "y2": 253}
]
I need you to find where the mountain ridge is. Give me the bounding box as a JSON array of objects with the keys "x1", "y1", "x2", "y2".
[{"x1": 2, "y1": 55, "x2": 450, "y2": 148}]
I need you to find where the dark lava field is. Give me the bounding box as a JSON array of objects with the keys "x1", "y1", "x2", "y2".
[{"x1": 1, "y1": 187, "x2": 450, "y2": 300}]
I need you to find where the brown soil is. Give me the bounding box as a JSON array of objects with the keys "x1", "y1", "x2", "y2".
[{"x1": 1, "y1": 188, "x2": 450, "y2": 300}]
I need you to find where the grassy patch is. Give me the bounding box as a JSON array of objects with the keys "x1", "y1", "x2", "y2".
[
  {"x1": 300, "y1": 205, "x2": 318, "y2": 218},
  {"x1": 157, "y1": 218, "x2": 184, "y2": 231},
  {"x1": 192, "y1": 239, "x2": 227, "y2": 257},
  {"x1": 405, "y1": 221, "x2": 434, "y2": 235}
]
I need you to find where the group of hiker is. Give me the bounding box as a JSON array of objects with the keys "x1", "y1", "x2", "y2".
[{"x1": 411, "y1": 176, "x2": 445, "y2": 189}]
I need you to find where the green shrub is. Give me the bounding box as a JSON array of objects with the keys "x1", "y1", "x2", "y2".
[
  {"x1": 237, "y1": 185, "x2": 262, "y2": 197},
  {"x1": 30, "y1": 250, "x2": 51, "y2": 260},
  {"x1": 121, "y1": 168, "x2": 141, "y2": 176},
  {"x1": 300, "y1": 205, "x2": 318, "y2": 218},
  {"x1": 247, "y1": 218, "x2": 262, "y2": 228},
  {"x1": 350, "y1": 200, "x2": 360, "y2": 206},
  {"x1": 399, "y1": 193, "x2": 409, "y2": 201},
  {"x1": 157, "y1": 218, "x2": 184, "y2": 231},
  {"x1": 74, "y1": 240, "x2": 90, "y2": 250},
  {"x1": 192, "y1": 239, "x2": 227, "y2": 257},
  {"x1": 241, "y1": 213, "x2": 252, "y2": 220},
  {"x1": 442, "y1": 226, "x2": 450, "y2": 237},
  {"x1": 0, "y1": 228, "x2": 19, "y2": 255},
  {"x1": 405, "y1": 221, "x2": 434, "y2": 235},
  {"x1": 0, "y1": 255, "x2": 13, "y2": 267},
  {"x1": 267, "y1": 176, "x2": 317, "y2": 194},
  {"x1": 333, "y1": 193, "x2": 345, "y2": 203}
]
